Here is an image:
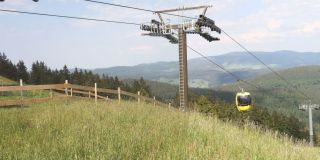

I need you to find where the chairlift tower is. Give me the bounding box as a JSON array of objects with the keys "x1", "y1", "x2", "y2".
[
  {"x1": 299, "y1": 101, "x2": 320, "y2": 147},
  {"x1": 140, "y1": 5, "x2": 221, "y2": 111}
]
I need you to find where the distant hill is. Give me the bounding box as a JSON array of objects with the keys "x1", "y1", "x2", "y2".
[{"x1": 93, "y1": 51, "x2": 320, "y2": 88}]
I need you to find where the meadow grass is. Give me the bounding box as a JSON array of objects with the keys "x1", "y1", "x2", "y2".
[
  {"x1": 0, "y1": 100, "x2": 319, "y2": 159},
  {"x1": 0, "y1": 75, "x2": 50, "y2": 100},
  {"x1": 0, "y1": 90, "x2": 51, "y2": 100}
]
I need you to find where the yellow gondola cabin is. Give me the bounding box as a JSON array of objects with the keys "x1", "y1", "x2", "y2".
[{"x1": 235, "y1": 91, "x2": 252, "y2": 111}]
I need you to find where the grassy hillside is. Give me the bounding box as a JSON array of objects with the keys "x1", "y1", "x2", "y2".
[
  {"x1": 146, "y1": 80, "x2": 178, "y2": 100},
  {"x1": 135, "y1": 80, "x2": 217, "y2": 102},
  {"x1": 0, "y1": 75, "x2": 17, "y2": 85},
  {"x1": 0, "y1": 100, "x2": 319, "y2": 159}
]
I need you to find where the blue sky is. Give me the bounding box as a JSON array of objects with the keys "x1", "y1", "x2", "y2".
[{"x1": 1, "y1": 0, "x2": 320, "y2": 69}]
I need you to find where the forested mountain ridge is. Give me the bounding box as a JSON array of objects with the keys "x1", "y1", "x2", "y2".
[{"x1": 94, "y1": 51, "x2": 320, "y2": 88}]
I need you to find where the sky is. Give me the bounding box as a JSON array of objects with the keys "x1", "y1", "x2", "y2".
[{"x1": 0, "y1": 0, "x2": 320, "y2": 69}]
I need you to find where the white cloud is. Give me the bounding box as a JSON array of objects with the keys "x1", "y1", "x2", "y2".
[
  {"x1": 237, "y1": 30, "x2": 283, "y2": 44},
  {"x1": 219, "y1": 0, "x2": 320, "y2": 44},
  {"x1": 211, "y1": 0, "x2": 248, "y2": 11},
  {"x1": 266, "y1": 19, "x2": 282, "y2": 30},
  {"x1": 301, "y1": 21, "x2": 320, "y2": 33},
  {"x1": 128, "y1": 45, "x2": 153, "y2": 53}
]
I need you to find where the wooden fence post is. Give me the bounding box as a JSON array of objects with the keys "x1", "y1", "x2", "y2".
[
  {"x1": 169, "y1": 103, "x2": 171, "y2": 109},
  {"x1": 50, "y1": 89, "x2": 53, "y2": 98},
  {"x1": 153, "y1": 96, "x2": 156, "y2": 107},
  {"x1": 70, "y1": 88, "x2": 73, "y2": 97},
  {"x1": 1, "y1": 80, "x2": 3, "y2": 96},
  {"x1": 137, "y1": 91, "x2": 140, "y2": 104},
  {"x1": 95, "y1": 83, "x2": 97, "y2": 105},
  {"x1": 118, "y1": 87, "x2": 121, "y2": 104},
  {"x1": 65, "y1": 80, "x2": 68, "y2": 96},
  {"x1": 65, "y1": 80, "x2": 68, "y2": 105},
  {"x1": 20, "y1": 79, "x2": 24, "y2": 109},
  {"x1": 106, "y1": 96, "x2": 109, "y2": 101},
  {"x1": 89, "y1": 91, "x2": 91, "y2": 98}
]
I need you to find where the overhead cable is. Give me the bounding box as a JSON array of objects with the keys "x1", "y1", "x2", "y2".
[{"x1": 0, "y1": 9, "x2": 140, "y2": 26}]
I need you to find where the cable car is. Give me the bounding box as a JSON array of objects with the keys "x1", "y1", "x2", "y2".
[{"x1": 236, "y1": 91, "x2": 252, "y2": 111}]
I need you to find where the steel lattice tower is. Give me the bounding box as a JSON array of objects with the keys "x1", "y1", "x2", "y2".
[{"x1": 140, "y1": 5, "x2": 221, "y2": 111}]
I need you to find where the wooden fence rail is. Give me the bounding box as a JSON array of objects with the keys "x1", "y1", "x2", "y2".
[
  {"x1": 0, "y1": 96, "x2": 72, "y2": 106},
  {"x1": 0, "y1": 82, "x2": 172, "y2": 108},
  {"x1": 0, "y1": 84, "x2": 69, "y2": 92}
]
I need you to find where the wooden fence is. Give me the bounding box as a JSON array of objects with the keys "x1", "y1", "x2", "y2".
[{"x1": 0, "y1": 80, "x2": 171, "y2": 108}]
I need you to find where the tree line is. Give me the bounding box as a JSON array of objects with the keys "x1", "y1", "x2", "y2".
[
  {"x1": 188, "y1": 95, "x2": 311, "y2": 142},
  {"x1": 0, "y1": 53, "x2": 152, "y2": 97}
]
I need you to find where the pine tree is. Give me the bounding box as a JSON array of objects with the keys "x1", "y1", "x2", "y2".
[
  {"x1": 0, "y1": 53, "x2": 18, "y2": 80},
  {"x1": 60, "y1": 65, "x2": 70, "y2": 83},
  {"x1": 71, "y1": 68, "x2": 80, "y2": 84},
  {"x1": 30, "y1": 61, "x2": 41, "y2": 84},
  {"x1": 16, "y1": 60, "x2": 29, "y2": 82},
  {"x1": 132, "y1": 77, "x2": 152, "y2": 97},
  {"x1": 52, "y1": 69, "x2": 60, "y2": 84}
]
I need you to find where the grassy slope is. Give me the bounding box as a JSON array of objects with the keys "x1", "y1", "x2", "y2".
[
  {"x1": 0, "y1": 76, "x2": 17, "y2": 85},
  {"x1": 0, "y1": 100, "x2": 319, "y2": 159}
]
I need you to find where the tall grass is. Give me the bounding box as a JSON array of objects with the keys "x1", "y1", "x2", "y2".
[
  {"x1": 0, "y1": 100, "x2": 319, "y2": 159},
  {"x1": 0, "y1": 89, "x2": 51, "y2": 100}
]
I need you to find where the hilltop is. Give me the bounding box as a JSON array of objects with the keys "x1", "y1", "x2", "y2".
[{"x1": 0, "y1": 100, "x2": 318, "y2": 159}]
